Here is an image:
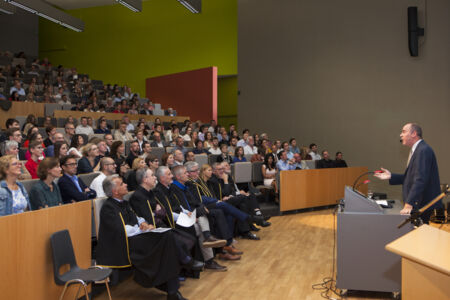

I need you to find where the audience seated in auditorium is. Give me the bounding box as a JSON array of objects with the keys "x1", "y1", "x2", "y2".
[
  {"x1": 184, "y1": 151, "x2": 195, "y2": 163},
  {"x1": 216, "y1": 144, "x2": 233, "y2": 164},
  {"x1": 316, "y1": 150, "x2": 336, "y2": 169},
  {"x1": 243, "y1": 136, "x2": 258, "y2": 155},
  {"x1": 0, "y1": 155, "x2": 31, "y2": 216},
  {"x1": 68, "y1": 134, "x2": 85, "y2": 158},
  {"x1": 161, "y1": 153, "x2": 175, "y2": 169},
  {"x1": 334, "y1": 151, "x2": 348, "y2": 168},
  {"x1": 113, "y1": 122, "x2": 133, "y2": 142},
  {"x1": 95, "y1": 119, "x2": 111, "y2": 134},
  {"x1": 96, "y1": 175, "x2": 188, "y2": 300},
  {"x1": 207, "y1": 137, "x2": 221, "y2": 155},
  {"x1": 145, "y1": 154, "x2": 159, "y2": 173},
  {"x1": 75, "y1": 117, "x2": 94, "y2": 136},
  {"x1": 250, "y1": 148, "x2": 265, "y2": 163},
  {"x1": 63, "y1": 123, "x2": 75, "y2": 145},
  {"x1": 25, "y1": 141, "x2": 44, "y2": 179},
  {"x1": 309, "y1": 143, "x2": 321, "y2": 160},
  {"x1": 4, "y1": 141, "x2": 31, "y2": 180},
  {"x1": 44, "y1": 132, "x2": 65, "y2": 157},
  {"x1": 109, "y1": 141, "x2": 126, "y2": 174},
  {"x1": 77, "y1": 143, "x2": 100, "y2": 174},
  {"x1": 173, "y1": 149, "x2": 184, "y2": 167},
  {"x1": 232, "y1": 146, "x2": 246, "y2": 163},
  {"x1": 182, "y1": 127, "x2": 192, "y2": 142},
  {"x1": 90, "y1": 157, "x2": 116, "y2": 198},
  {"x1": 198, "y1": 125, "x2": 208, "y2": 142},
  {"x1": 53, "y1": 141, "x2": 69, "y2": 159},
  {"x1": 203, "y1": 132, "x2": 214, "y2": 148},
  {"x1": 104, "y1": 133, "x2": 113, "y2": 154},
  {"x1": 262, "y1": 154, "x2": 278, "y2": 193},
  {"x1": 140, "y1": 141, "x2": 152, "y2": 160},
  {"x1": 22, "y1": 114, "x2": 37, "y2": 135},
  {"x1": 139, "y1": 102, "x2": 153, "y2": 115},
  {"x1": 58, "y1": 154, "x2": 97, "y2": 203},
  {"x1": 300, "y1": 146, "x2": 312, "y2": 160},
  {"x1": 281, "y1": 141, "x2": 294, "y2": 160},
  {"x1": 9, "y1": 80, "x2": 25, "y2": 96},
  {"x1": 126, "y1": 140, "x2": 141, "y2": 168},
  {"x1": 276, "y1": 150, "x2": 295, "y2": 171},
  {"x1": 293, "y1": 153, "x2": 308, "y2": 170},
  {"x1": 237, "y1": 129, "x2": 250, "y2": 148},
  {"x1": 29, "y1": 157, "x2": 63, "y2": 210},
  {"x1": 193, "y1": 139, "x2": 208, "y2": 155},
  {"x1": 135, "y1": 130, "x2": 147, "y2": 152},
  {"x1": 289, "y1": 138, "x2": 300, "y2": 154},
  {"x1": 5, "y1": 128, "x2": 25, "y2": 159},
  {"x1": 228, "y1": 137, "x2": 238, "y2": 156},
  {"x1": 150, "y1": 132, "x2": 166, "y2": 148},
  {"x1": 127, "y1": 157, "x2": 147, "y2": 191}
]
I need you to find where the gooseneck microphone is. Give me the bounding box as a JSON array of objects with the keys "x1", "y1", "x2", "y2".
[
  {"x1": 354, "y1": 180, "x2": 370, "y2": 192},
  {"x1": 352, "y1": 171, "x2": 381, "y2": 191}
]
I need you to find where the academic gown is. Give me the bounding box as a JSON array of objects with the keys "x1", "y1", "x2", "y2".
[{"x1": 96, "y1": 197, "x2": 180, "y2": 287}]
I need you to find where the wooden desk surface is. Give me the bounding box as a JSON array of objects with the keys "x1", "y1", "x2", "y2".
[{"x1": 386, "y1": 225, "x2": 450, "y2": 276}]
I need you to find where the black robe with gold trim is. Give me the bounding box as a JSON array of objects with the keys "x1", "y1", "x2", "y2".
[{"x1": 96, "y1": 197, "x2": 180, "y2": 287}]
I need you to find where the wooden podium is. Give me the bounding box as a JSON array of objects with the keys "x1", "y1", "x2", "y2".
[{"x1": 385, "y1": 225, "x2": 450, "y2": 300}]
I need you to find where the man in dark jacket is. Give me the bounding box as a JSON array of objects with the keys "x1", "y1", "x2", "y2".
[{"x1": 58, "y1": 154, "x2": 96, "y2": 203}]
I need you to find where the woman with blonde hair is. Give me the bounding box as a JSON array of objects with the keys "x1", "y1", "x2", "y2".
[
  {"x1": 126, "y1": 157, "x2": 147, "y2": 191},
  {"x1": 77, "y1": 143, "x2": 100, "y2": 174},
  {"x1": 0, "y1": 155, "x2": 31, "y2": 216}
]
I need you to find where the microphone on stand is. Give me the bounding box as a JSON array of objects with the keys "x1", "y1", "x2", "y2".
[
  {"x1": 354, "y1": 180, "x2": 370, "y2": 193},
  {"x1": 352, "y1": 171, "x2": 382, "y2": 191}
]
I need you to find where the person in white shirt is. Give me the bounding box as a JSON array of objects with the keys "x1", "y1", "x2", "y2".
[
  {"x1": 114, "y1": 122, "x2": 133, "y2": 142},
  {"x1": 58, "y1": 94, "x2": 71, "y2": 105},
  {"x1": 75, "y1": 117, "x2": 94, "y2": 136},
  {"x1": 172, "y1": 149, "x2": 184, "y2": 166},
  {"x1": 9, "y1": 80, "x2": 26, "y2": 96},
  {"x1": 90, "y1": 157, "x2": 117, "y2": 198},
  {"x1": 208, "y1": 120, "x2": 216, "y2": 133},
  {"x1": 208, "y1": 137, "x2": 222, "y2": 155},
  {"x1": 237, "y1": 129, "x2": 250, "y2": 148},
  {"x1": 243, "y1": 136, "x2": 258, "y2": 155},
  {"x1": 123, "y1": 116, "x2": 134, "y2": 132},
  {"x1": 308, "y1": 143, "x2": 321, "y2": 160}
]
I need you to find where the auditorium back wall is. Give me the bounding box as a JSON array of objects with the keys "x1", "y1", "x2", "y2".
[{"x1": 238, "y1": 0, "x2": 450, "y2": 196}]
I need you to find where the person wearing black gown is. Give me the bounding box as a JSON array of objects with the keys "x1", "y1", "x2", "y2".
[{"x1": 96, "y1": 175, "x2": 198, "y2": 300}]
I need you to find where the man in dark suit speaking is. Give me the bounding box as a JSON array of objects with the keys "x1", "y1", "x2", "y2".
[{"x1": 374, "y1": 123, "x2": 443, "y2": 223}]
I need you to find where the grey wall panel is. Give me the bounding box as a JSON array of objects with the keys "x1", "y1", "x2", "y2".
[
  {"x1": 0, "y1": 9, "x2": 38, "y2": 56},
  {"x1": 238, "y1": 0, "x2": 450, "y2": 199}
]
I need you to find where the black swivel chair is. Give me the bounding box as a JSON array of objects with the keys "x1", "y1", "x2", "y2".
[{"x1": 50, "y1": 229, "x2": 112, "y2": 300}]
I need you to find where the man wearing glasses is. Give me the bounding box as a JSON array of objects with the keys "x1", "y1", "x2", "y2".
[
  {"x1": 58, "y1": 154, "x2": 97, "y2": 203},
  {"x1": 64, "y1": 123, "x2": 76, "y2": 145},
  {"x1": 90, "y1": 157, "x2": 117, "y2": 198}
]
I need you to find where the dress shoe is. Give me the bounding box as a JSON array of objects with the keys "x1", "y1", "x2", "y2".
[
  {"x1": 260, "y1": 221, "x2": 271, "y2": 227},
  {"x1": 223, "y1": 245, "x2": 243, "y2": 255},
  {"x1": 217, "y1": 252, "x2": 241, "y2": 261},
  {"x1": 167, "y1": 291, "x2": 188, "y2": 300},
  {"x1": 203, "y1": 236, "x2": 227, "y2": 248},
  {"x1": 242, "y1": 231, "x2": 260, "y2": 240},
  {"x1": 249, "y1": 224, "x2": 260, "y2": 232},
  {"x1": 249, "y1": 215, "x2": 265, "y2": 226},
  {"x1": 204, "y1": 259, "x2": 228, "y2": 272},
  {"x1": 184, "y1": 259, "x2": 204, "y2": 271}
]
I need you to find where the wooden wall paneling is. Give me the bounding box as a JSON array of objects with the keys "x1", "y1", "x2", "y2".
[{"x1": 0, "y1": 102, "x2": 45, "y2": 129}]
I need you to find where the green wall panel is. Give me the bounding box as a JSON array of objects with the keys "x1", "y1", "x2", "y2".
[
  {"x1": 217, "y1": 76, "x2": 237, "y2": 128},
  {"x1": 39, "y1": 0, "x2": 237, "y2": 100}
]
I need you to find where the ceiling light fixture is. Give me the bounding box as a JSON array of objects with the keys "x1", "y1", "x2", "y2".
[
  {"x1": 116, "y1": 0, "x2": 142, "y2": 12},
  {"x1": 177, "y1": 0, "x2": 201, "y2": 14}
]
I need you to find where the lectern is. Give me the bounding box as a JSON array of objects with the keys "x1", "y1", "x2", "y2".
[
  {"x1": 337, "y1": 187, "x2": 413, "y2": 293},
  {"x1": 386, "y1": 225, "x2": 450, "y2": 300}
]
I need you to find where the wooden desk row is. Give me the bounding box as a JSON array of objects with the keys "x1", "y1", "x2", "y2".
[
  {"x1": 53, "y1": 110, "x2": 189, "y2": 123},
  {"x1": 280, "y1": 167, "x2": 368, "y2": 212},
  {"x1": 0, "y1": 201, "x2": 91, "y2": 300}
]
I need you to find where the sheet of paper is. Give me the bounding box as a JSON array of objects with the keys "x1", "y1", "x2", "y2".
[
  {"x1": 176, "y1": 210, "x2": 196, "y2": 227},
  {"x1": 376, "y1": 200, "x2": 388, "y2": 206},
  {"x1": 150, "y1": 227, "x2": 172, "y2": 233}
]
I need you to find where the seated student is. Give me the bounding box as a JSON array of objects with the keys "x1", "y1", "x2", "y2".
[
  {"x1": 161, "y1": 153, "x2": 175, "y2": 169},
  {"x1": 145, "y1": 154, "x2": 160, "y2": 174},
  {"x1": 276, "y1": 150, "x2": 296, "y2": 171},
  {"x1": 262, "y1": 154, "x2": 278, "y2": 192},
  {"x1": 232, "y1": 146, "x2": 247, "y2": 163},
  {"x1": 54, "y1": 141, "x2": 69, "y2": 159},
  {"x1": 29, "y1": 157, "x2": 63, "y2": 210},
  {"x1": 334, "y1": 151, "x2": 348, "y2": 168},
  {"x1": 68, "y1": 134, "x2": 85, "y2": 158},
  {"x1": 24, "y1": 132, "x2": 45, "y2": 160},
  {"x1": 316, "y1": 150, "x2": 336, "y2": 169},
  {"x1": 126, "y1": 157, "x2": 147, "y2": 191},
  {"x1": 216, "y1": 143, "x2": 233, "y2": 164},
  {"x1": 77, "y1": 143, "x2": 100, "y2": 174},
  {"x1": 44, "y1": 132, "x2": 65, "y2": 157},
  {"x1": 126, "y1": 140, "x2": 141, "y2": 168},
  {"x1": 289, "y1": 138, "x2": 300, "y2": 154},
  {"x1": 109, "y1": 141, "x2": 126, "y2": 174},
  {"x1": 58, "y1": 154, "x2": 97, "y2": 203},
  {"x1": 184, "y1": 151, "x2": 195, "y2": 163},
  {"x1": 300, "y1": 146, "x2": 312, "y2": 160},
  {"x1": 96, "y1": 175, "x2": 189, "y2": 300},
  {"x1": 90, "y1": 157, "x2": 117, "y2": 198},
  {"x1": 0, "y1": 155, "x2": 31, "y2": 216},
  {"x1": 94, "y1": 119, "x2": 111, "y2": 134},
  {"x1": 25, "y1": 140, "x2": 44, "y2": 179},
  {"x1": 4, "y1": 141, "x2": 31, "y2": 180},
  {"x1": 208, "y1": 137, "x2": 221, "y2": 155},
  {"x1": 192, "y1": 139, "x2": 208, "y2": 155},
  {"x1": 150, "y1": 132, "x2": 167, "y2": 148}
]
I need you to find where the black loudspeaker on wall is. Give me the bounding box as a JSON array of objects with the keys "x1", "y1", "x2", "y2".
[{"x1": 408, "y1": 6, "x2": 425, "y2": 57}]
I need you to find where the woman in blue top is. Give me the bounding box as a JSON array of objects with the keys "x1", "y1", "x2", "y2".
[
  {"x1": 0, "y1": 155, "x2": 31, "y2": 216},
  {"x1": 232, "y1": 146, "x2": 247, "y2": 163}
]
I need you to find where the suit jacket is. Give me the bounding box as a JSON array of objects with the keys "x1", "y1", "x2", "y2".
[
  {"x1": 139, "y1": 109, "x2": 153, "y2": 115},
  {"x1": 389, "y1": 140, "x2": 442, "y2": 210},
  {"x1": 58, "y1": 174, "x2": 96, "y2": 203},
  {"x1": 150, "y1": 141, "x2": 167, "y2": 148},
  {"x1": 18, "y1": 148, "x2": 26, "y2": 160}
]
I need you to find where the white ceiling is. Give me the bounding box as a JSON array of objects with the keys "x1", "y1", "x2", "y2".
[{"x1": 45, "y1": 0, "x2": 116, "y2": 10}]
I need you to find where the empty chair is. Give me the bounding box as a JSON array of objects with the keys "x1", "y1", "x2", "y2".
[
  {"x1": 45, "y1": 103, "x2": 61, "y2": 116},
  {"x1": 153, "y1": 109, "x2": 164, "y2": 116},
  {"x1": 194, "y1": 154, "x2": 208, "y2": 166},
  {"x1": 304, "y1": 160, "x2": 316, "y2": 169},
  {"x1": 78, "y1": 172, "x2": 101, "y2": 186},
  {"x1": 50, "y1": 229, "x2": 112, "y2": 300},
  {"x1": 232, "y1": 162, "x2": 252, "y2": 183},
  {"x1": 154, "y1": 103, "x2": 161, "y2": 110}
]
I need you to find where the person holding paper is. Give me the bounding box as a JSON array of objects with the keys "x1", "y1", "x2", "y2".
[
  {"x1": 374, "y1": 123, "x2": 443, "y2": 223},
  {"x1": 96, "y1": 175, "x2": 194, "y2": 300}
]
